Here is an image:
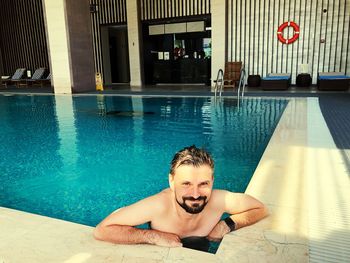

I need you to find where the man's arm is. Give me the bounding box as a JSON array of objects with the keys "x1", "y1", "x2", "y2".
[
  {"x1": 225, "y1": 192, "x2": 268, "y2": 230},
  {"x1": 207, "y1": 191, "x2": 268, "y2": 241},
  {"x1": 94, "y1": 193, "x2": 182, "y2": 247}
]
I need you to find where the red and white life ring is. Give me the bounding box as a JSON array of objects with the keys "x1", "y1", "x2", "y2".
[{"x1": 277, "y1": 21, "x2": 300, "y2": 44}]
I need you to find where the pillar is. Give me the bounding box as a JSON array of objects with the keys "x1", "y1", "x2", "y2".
[
  {"x1": 211, "y1": 0, "x2": 227, "y2": 88},
  {"x1": 65, "y1": 0, "x2": 96, "y2": 93},
  {"x1": 126, "y1": 0, "x2": 143, "y2": 87},
  {"x1": 42, "y1": 0, "x2": 95, "y2": 93}
]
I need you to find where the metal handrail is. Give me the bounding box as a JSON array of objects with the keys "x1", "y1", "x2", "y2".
[
  {"x1": 237, "y1": 66, "x2": 246, "y2": 100},
  {"x1": 214, "y1": 69, "x2": 224, "y2": 98},
  {"x1": 214, "y1": 66, "x2": 246, "y2": 104}
]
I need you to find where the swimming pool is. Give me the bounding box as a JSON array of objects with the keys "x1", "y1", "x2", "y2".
[{"x1": 0, "y1": 94, "x2": 287, "y2": 250}]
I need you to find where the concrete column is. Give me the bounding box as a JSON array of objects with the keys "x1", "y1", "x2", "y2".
[
  {"x1": 211, "y1": 0, "x2": 227, "y2": 88},
  {"x1": 42, "y1": 0, "x2": 95, "y2": 93},
  {"x1": 65, "y1": 0, "x2": 95, "y2": 93},
  {"x1": 126, "y1": 0, "x2": 143, "y2": 86},
  {"x1": 42, "y1": 0, "x2": 72, "y2": 93}
]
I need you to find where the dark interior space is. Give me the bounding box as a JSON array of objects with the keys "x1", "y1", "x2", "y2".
[
  {"x1": 142, "y1": 19, "x2": 211, "y2": 85},
  {"x1": 109, "y1": 26, "x2": 130, "y2": 84}
]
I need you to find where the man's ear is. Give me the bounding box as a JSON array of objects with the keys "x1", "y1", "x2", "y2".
[{"x1": 169, "y1": 173, "x2": 175, "y2": 191}]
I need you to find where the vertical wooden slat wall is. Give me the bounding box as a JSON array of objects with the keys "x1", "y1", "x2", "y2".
[
  {"x1": 140, "y1": 0, "x2": 211, "y2": 20},
  {"x1": 0, "y1": 0, "x2": 49, "y2": 76},
  {"x1": 0, "y1": 48, "x2": 3, "y2": 76},
  {"x1": 90, "y1": 0, "x2": 127, "y2": 75},
  {"x1": 228, "y1": 0, "x2": 350, "y2": 84}
]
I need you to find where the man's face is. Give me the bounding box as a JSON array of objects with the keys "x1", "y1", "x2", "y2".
[{"x1": 170, "y1": 165, "x2": 213, "y2": 214}]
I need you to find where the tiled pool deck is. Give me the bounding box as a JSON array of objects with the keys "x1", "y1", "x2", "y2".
[{"x1": 1, "y1": 96, "x2": 350, "y2": 262}]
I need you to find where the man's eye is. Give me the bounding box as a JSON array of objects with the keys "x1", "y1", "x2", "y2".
[{"x1": 182, "y1": 182, "x2": 190, "y2": 186}]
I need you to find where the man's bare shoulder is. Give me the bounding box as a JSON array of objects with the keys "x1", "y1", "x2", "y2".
[
  {"x1": 152, "y1": 188, "x2": 172, "y2": 199},
  {"x1": 102, "y1": 188, "x2": 172, "y2": 227},
  {"x1": 210, "y1": 190, "x2": 266, "y2": 215},
  {"x1": 211, "y1": 189, "x2": 245, "y2": 197},
  {"x1": 209, "y1": 190, "x2": 241, "y2": 208},
  {"x1": 211, "y1": 189, "x2": 250, "y2": 201},
  {"x1": 142, "y1": 188, "x2": 172, "y2": 212},
  {"x1": 211, "y1": 189, "x2": 232, "y2": 199}
]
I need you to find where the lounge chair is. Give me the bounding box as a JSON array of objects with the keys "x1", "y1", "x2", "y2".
[
  {"x1": 2, "y1": 68, "x2": 27, "y2": 87},
  {"x1": 24, "y1": 68, "x2": 47, "y2": 85},
  {"x1": 261, "y1": 73, "x2": 291, "y2": 90},
  {"x1": 317, "y1": 72, "x2": 350, "y2": 91},
  {"x1": 34, "y1": 73, "x2": 51, "y2": 87},
  {"x1": 223, "y1": 62, "x2": 243, "y2": 89}
]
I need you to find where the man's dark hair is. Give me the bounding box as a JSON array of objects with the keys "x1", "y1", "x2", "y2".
[{"x1": 169, "y1": 145, "x2": 214, "y2": 175}]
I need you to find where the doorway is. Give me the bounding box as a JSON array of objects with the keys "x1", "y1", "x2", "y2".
[{"x1": 101, "y1": 25, "x2": 130, "y2": 84}]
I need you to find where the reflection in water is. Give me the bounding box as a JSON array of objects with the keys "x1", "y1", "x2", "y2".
[
  {"x1": 0, "y1": 95, "x2": 287, "y2": 230},
  {"x1": 105, "y1": 110, "x2": 155, "y2": 117},
  {"x1": 54, "y1": 95, "x2": 78, "y2": 172}
]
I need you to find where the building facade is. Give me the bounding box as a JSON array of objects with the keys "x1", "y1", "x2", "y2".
[{"x1": 0, "y1": 0, "x2": 349, "y2": 93}]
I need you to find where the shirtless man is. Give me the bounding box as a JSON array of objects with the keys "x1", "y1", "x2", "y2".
[{"x1": 94, "y1": 145, "x2": 268, "y2": 248}]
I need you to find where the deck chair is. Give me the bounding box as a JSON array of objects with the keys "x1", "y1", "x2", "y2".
[
  {"x1": 25, "y1": 68, "x2": 47, "y2": 85},
  {"x1": 2, "y1": 68, "x2": 27, "y2": 87},
  {"x1": 34, "y1": 73, "x2": 51, "y2": 87},
  {"x1": 223, "y1": 62, "x2": 243, "y2": 89},
  {"x1": 261, "y1": 73, "x2": 291, "y2": 90},
  {"x1": 317, "y1": 72, "x2": 350, "y2": 91}
]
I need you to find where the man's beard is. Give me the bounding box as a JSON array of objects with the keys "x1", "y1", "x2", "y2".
[{"x1": 175, "y1": 195, "x2": 208, "y2": 214}]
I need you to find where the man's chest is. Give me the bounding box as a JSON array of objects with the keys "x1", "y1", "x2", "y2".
[{"x1": 150, "y1": 211, "x2": 223, "y2": 237}]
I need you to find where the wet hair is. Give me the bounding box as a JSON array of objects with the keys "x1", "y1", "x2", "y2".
[{"x1": 169, "y1": 145, "x2": 214, "y2": 175}]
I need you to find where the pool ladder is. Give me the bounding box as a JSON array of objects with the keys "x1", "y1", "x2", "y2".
[{"x1": 214, "y1": 66, "x2": 246, "y2": 100}]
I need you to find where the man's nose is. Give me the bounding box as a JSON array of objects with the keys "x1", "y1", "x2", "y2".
[{"x1": 191, "y1": 187, "x2": 200, "y2": 199}]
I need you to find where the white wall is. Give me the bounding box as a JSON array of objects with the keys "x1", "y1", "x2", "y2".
[
  {"x1": 227, "y1": 0, "x2": 350, "y2": 84},
  {"x1": 211, "y1": 0, "x2": 227, "y2": 88},
  {"x1": 126, "y1": 0, "x2": 143, "y2": 86},
  {"x1": 42, "y1": 0, "x2": 72, "y2": 93}
]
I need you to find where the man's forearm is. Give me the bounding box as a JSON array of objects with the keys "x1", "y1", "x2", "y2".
[
  {"x1": 230, "y1": 205, "x2": 268, "y2": 230},
  {"x1": 94, "y1": 224, "x2": 155, "y2": 244},
  {"x1": 94, "y1": 224, "x2": 182, "y2": 247}
]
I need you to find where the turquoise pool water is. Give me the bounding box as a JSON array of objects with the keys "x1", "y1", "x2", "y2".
[{"x1": 0, "y1": 94, "x2": 287, "y2": 251}]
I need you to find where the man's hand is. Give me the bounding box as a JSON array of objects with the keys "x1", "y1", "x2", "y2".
[
  {"x1": 149, "y1": 231, "x2": 183, "y2": 247},
  {"x1": 206, "y1": 220, "x2": 231, "y2": 242}
]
